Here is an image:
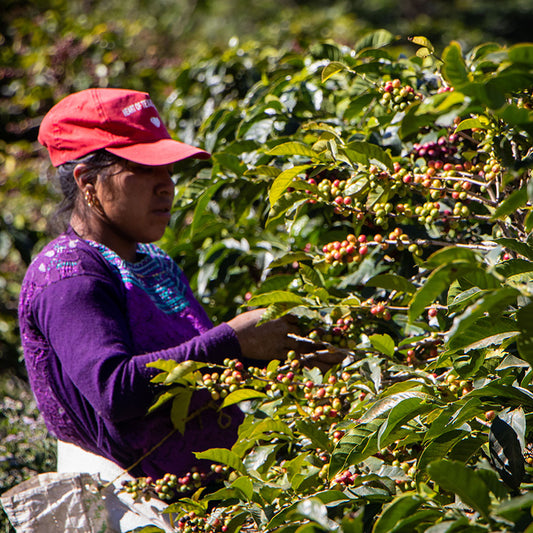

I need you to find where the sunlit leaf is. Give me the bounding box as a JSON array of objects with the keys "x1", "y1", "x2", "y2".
[
  {"x1": 322, "y1": 61, "x2": 349, "y2": 82},
  {"x1": 442, "y1": 41, "x2": 469, "y2": 86},
  {"x1": 494, "y1": 238, "x2": 533, "y2": 260},
  {"x1": 344, "y1": 141, "x2": 393, "y2": 170},
  {"x1": 490, "y1": 187, "x2": 528, "y2": 220},
  {"x1": 377, "y1": 396, "x2": 436, "y2": 449},
  {"x1": 246, "y1": 290, "x2": 307, "y2": 306},
  {"x1": 163, "y1": 360, "x2": 206, "y2": 384},
  {"x1": 269, "y1": 165, "x2": 312, "y2": 207},
  {"x1": 230, "y1": 476, "x2": 254, "y2": 501},
  {"x1": 369, "y1": 334, "x2": 395, "y2": 357},
  {"x1": 354, "y1": 29, "x2": 395, "y2": 53},
  {"x1": 454, "y1": 116, "x2": 490, "y2": 132},
  {"x1": 194, "y1": 448, "x2": 247, "y2": 475},
  {"x1": 221, "y1": 389, "x2": 267, "y2": 408},
  {"x1": 423, "y1": 246, "x2": 480, "y2": 268}
]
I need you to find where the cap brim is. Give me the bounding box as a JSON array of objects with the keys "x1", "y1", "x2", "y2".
[{"x1": 106, "y1": 138, "x2": 211, "y2": 165}]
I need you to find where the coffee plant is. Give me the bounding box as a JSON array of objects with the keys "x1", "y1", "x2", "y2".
[{"x1": 115, "y1": 32, "x2": 533, "y2": 532}]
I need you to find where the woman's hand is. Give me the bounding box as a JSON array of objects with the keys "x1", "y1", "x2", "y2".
[
  {"x1": 227, "y1": 309, "x2": 301, "y2": 360},
  {"x1": 227, "y1": 309, "x2": 347, "y2": 370}
]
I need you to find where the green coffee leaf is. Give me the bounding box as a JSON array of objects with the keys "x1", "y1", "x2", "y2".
[
  {"x1": 489, "y1": 415, "x2": 525, "y2": 490},
  {"x1": 494, "y1": 492, "x2": 533, "y2": 519},
  {"x1": 427, "y1": 459, "x2": 491, "y2": 517},
  {"x1": 269, "y1": 165, "x2": 312, "y2": 207},
  {"x1": 366, "y1": 273, "x2": 416, "y2": 294},
  {"x1": 454, "y1": 116, "x2": 490, "y2": 132},
  {"x1": 423, "y1": 246, "x2": 480, "y2": 268},
  {"x1": 267, "y1": 142, "x2": 319, "y2": 158},
  {"x1": 354, "y1": 29, "x2": 395, "y2": 53},
  {"x1": 231, "y1": 476, "x2": 254, "y2": 501},
  {"x1": 508, "y1": 43, "x2": 533, "y2": 65},
  {"x1": 221, "y1": 389, "x2": 267, "y2": 408},
  {"x1": 170, "y1": 389, "x2": 193, "y2": 434},
  {"x1": 147, "y1": 386, "x2": 183, "y2": 413},
  {"x1": 424, "y1": 398, "x2": 483, "y2": 442},
  {"x1": 373, "y1": 494, "x2": 424, "y2": 533},
  {"x1": 377, "y1": 396, "x2": 435, "y2": 449},
  {"x1": 442, "y1": 41, "x2": 469, "y2": 85},
  {"x1": 194, "y1": 448, "x2": 247, "y2": 475},
  {"x1": 408, "y1": 261, "x2": 474, "y2": 322},
  {"x1": 295, "y1": 419, "x2": 333, "y2": 452},
  {"x1": 416, "y1": 429, "x2": 468, "y2": 479},
  {"x1": 369, "y1": 334, "x2": 395, "y2": 357},
  {"x1": 161, "y1": 360, "x2": 205, "y2": 384},
  {"x1": 516, "y1": 303, "x2": 533, "y2": 364},
  {"x1": 344, "y1": 141, "x2": 393, "y2": 170},
  {"x1": 494, "y1": 238, "x2": 533, "y2": 260},
  {"x1": 246, "y1": 291, "x2": 307, "y2": 308},
  {"x1": 322, "y1": 61, "x2": 349, "y2": 82},
  {"x1": 490, "y1": 187, "x2": 528, "y2": 220},
  {"x1": 296, "y1": 498, "x2": 339, "y2": 531}
]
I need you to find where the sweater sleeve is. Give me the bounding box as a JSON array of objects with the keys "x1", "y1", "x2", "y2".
[{"x1": 33, "y1": 274, "x2": 242, "y2": 423}]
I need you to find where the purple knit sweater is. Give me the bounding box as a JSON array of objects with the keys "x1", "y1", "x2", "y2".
[{"x1": 18, "y1": 226, "x2": 243, "y2": 479}]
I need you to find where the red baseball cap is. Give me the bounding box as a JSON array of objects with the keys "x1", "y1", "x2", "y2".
[{"x1": 38, "y1": 88, "x2": 210, "y2": 167}]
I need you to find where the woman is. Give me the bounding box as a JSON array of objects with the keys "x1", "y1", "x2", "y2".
[{"x1": 18, "y1": 88, "x2": 333, "y2": 483}]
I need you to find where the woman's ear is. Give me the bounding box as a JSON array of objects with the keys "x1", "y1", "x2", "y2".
[
  {"x1": 73, "y1": 164, "x2": 100, "y2": 211},
  {"x1": 73, "y1": 164, "x2": 92, "y2": 193}
]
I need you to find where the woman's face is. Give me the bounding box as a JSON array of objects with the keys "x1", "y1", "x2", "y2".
[{"x1": 81, "y1": 160, "x2": 175, "y2": 260}]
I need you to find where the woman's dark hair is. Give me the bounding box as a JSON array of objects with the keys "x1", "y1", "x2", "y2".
[{"x1": 49, "y1": 150, "x2": 122, "y2": 234}]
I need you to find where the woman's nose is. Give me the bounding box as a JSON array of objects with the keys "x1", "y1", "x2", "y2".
[{"x1": 156, "y1": 167, "x2": 175, "y2": 195}]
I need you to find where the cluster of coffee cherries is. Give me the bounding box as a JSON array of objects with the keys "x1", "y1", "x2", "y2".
[
  {"x1": 308, "y1": 320, "x2": 358, "y2": 350},
  {"x1": 481, "y1": 157, "x2": 502, "y2": 182},
  {"x1": 320, "y1": 229, "x2": 426, "y2": 267},
  {"x1": 121, "y1": 473, "x2": 180, "y2": 502},
  {"x1": 122, "y1": 466, "x2": 215, "y2": 502},
  {"x1": 121, "y1": 476, "x2": 156, "y2": 501},
  {"x1": 322, "y1": 234, "x2": 369, "y2": 265},
  {"x1": 311, "y1": 175, "x2": 365, "y2": 218},
  {"x1": 371, "y1": 201, "x2": 394, "y2": 227},
  {"x1": 331, "y1": 426, "x2": 346, "y2": 444},
  {"x1": 414, "y1": 201, "x2": 442, "y2": 226},
  {"x1": 375, "y1": 443, "x2": 420, "y2": 490},
  {"x1": 385, "y1": 226, "x2": 420, "y2": 255},
  {"x1": 412, "y1": 135, "x2": 459, "y2": 162},
  {"x1": 368, "y1": 300, "x2": 392, "y2": 321},
  {"x1": 304, "y1": 371, "x2": 363, "y2": 421},
  {"x1": 404, "y1": 342, "x2": 439, "y2": 366},
  {"x1": 177, "y1": 511, "x2": 227, "y2": 532},
  {"x1": 436, "y1": 373, "x2": 474, "y2": 400},
  {"x1": 311, "y1": 175, "x2": 350, "y2": 200},
  {"x1": 330, "y1": 468, "x2": 359, "y2": 489},
  {"x1": 379, "y1": 79, "x2": 422, "y2": 112},
  {"x1": 201, "y1": 359, "x2": 251, "y2": 401},
  {"x1": 363, "y1": 297, "x2": 392, "y2": 321}
]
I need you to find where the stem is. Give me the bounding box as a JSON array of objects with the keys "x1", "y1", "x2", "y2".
[
  {"x1": 102, "y1": 401, "x2": 219, "y2": 489},
  {"x1": 377, "y1": 238, "x2": 497, "y2": 251}
]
